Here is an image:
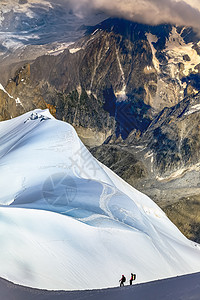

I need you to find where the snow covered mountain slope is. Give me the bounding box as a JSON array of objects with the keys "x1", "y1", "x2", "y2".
[{"x1": 0, "y1": 109, "x2": 199, "y2": 291}]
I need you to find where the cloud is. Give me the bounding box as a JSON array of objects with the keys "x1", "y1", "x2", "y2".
[{"x1": 60, "y1": 0, "x2": 200, "y2": 29}]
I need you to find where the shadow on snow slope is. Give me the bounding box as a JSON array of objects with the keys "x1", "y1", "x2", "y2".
[{"x1": 0, "y1": 272, "x2": 200, "y2": 300}]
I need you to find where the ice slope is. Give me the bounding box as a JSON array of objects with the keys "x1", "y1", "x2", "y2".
[{"x1": 0, "y1": 109, "x2": 199, "y2": 291}]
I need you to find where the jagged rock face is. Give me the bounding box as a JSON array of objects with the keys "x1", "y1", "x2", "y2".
[
  {"x1": 29, "y1": 28, "x2": 155, "y2": 139},
  {"x1": 85, "y1": 19, "x2": 200, "y2": 111},
  {"x1": 0, "y1": 90, "x2": 22, "y2": 121},
  {"x1": 3, "y1": 62, "x2": 115, "y2": 146},
  {"x1": 90, "y1": 145, "x2": 148, "y2": 185},
  {"x1": 0, "y1": 65, "x2": 50, "y2": 121},
  {"x1": 92, "y1": 92, "x2": 200, "y2": 242},
  {"x1": 137, "y1": 93, "x2": 200, "y2": 177},
  {"x1": 2, "y1": 18, "x2": 200, "y2": 144},
  {"x1": 97, "y1": 93, "x2": 200, "y2": 186}
]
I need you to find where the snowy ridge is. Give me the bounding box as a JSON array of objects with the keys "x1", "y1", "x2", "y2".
[{"x1": 0, "y1": 109, "x2": 199, "y2": 291}]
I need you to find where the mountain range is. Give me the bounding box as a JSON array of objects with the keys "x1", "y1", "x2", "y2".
[{"x1": 0, "y1": 15, "x2": 200, "y2": 242}]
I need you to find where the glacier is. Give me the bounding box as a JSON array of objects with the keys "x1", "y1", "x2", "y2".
[{"x1": 0, "y1": 109, "x2": 199, "y2": 291}]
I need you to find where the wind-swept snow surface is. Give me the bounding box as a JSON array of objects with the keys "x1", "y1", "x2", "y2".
[{"x1": 0, "y1": 109, "x2": 199, "y2": 291}]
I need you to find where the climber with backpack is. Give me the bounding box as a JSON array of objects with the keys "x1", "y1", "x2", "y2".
[
  {"x1": 119, "y1": 275, "x2": 126, "y2": 287},
  {"x1": 130, "y1": 273, "x2": 136, "y2": 285}
]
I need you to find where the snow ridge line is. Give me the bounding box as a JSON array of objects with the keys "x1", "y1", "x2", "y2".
[{"x1": 0, "y1": 118, "x2": 48, "y2": 160}]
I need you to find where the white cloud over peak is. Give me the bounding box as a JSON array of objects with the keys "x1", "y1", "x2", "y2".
[{"x1": 61, "y1": 0, "x2": 200, "y2": 29}]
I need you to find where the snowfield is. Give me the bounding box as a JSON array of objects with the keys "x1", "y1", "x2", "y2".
[{"x1": 0, "y1": 109, "x2": 199, "y2": 291}]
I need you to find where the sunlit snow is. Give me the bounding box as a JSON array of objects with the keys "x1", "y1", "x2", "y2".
[{"x1": 0, "y1": 109, "x2": 199, "y2": 291}]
